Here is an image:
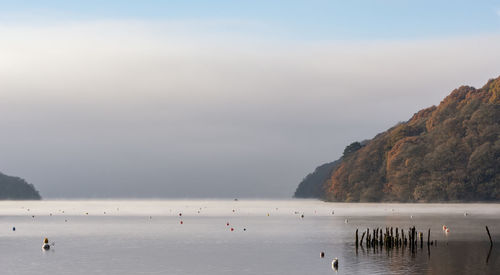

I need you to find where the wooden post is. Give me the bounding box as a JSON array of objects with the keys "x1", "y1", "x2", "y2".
[
  {"x1": 419, "y1": 232, "x2": 423, "y2": 248},
  {"x1": 395, "y1": 228, "x2": 399, "y2": 247},
  {"x1": 427, "y1": 229, "x2": 430, "y2": 246},
  {"x1": 356, "y1": 228, "x2": 359, "y2": 248},
  {"x1": 486, "y1": 226, "x2": 493, "y2": 246},
  {"x1": 366, "y1": 228, "x2": 370, "y2": 248},
  {"x1": 361, "y1": 232, "x2": 366, "y2": 246}
]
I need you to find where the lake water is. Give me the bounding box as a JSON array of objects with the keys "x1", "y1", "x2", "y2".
[{"x1": 0, "y1": 200, "x2": 499, "y2": 274}]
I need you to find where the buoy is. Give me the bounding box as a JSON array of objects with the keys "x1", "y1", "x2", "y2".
[
  {"x1": 180, "y1": 221, "x2": 183, "y2": 224},
  {"x1": 85, "y1": 212, "x2": 88, "y2": 215},
  {"x1": 332, "y1": 258, "x2": 338, "y2": 270},
  {"x1": 446, "y1": 228, "x2": 450, "y2": 233},
  {"x1": 12, "y1": 227, "x2": 15, "y2": 231},
  {"x1": 32, "y1": 215, "x2": 35, "y2": 218},
  {"x1": 226, "y1": 222, "x2": 230, "y2": 226},
  {"x1": 300, "y1": 214, "x2": 304, "y2": 219},
  {"x1": 42, "y1": 238, "x2": 50, "y2": 250},
  {"x1": 464, "y1": 212, "x2": 468, "y2": 216},
  {"x1": 179, "y1": 213, "x2": 182, "y2": 217},
  {"x1": 50, "y1": 213, "x2": 52, "y2": 216},
  {"x1": 230, "y1": 228, "x2": 234, "y2": 232},
  {"x1": 232, "y1": 209, "x2": 235, "y2": 213},
  {"x1": 332, "y1": 210, "x2": 334, "y2": 215},
  {"x1": 320, "y1": 252, "x2": 325, "y2": 258},
  {"x1": 267, "y1": 213, "x2": 270, "y2": 217},
  {"x1": 443, "y1": 225, "x2": 447, "y2": 231},
  {"x1": 243, "y1": 228, "x2": 246, "y2": 231}
]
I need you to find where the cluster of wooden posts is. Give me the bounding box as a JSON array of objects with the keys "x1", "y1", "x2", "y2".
[{"x1": 355, "y1": 226, "x2": 435, "y2": 252}]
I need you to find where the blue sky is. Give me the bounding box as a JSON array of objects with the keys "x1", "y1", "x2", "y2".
[{"x1": 1, "y1": 0, "x2": 499, "y2": 40}]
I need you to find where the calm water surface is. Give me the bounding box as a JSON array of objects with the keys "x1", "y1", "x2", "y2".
[{"x1": 0, "y1": 200, "x2": 499, "y2": 274}]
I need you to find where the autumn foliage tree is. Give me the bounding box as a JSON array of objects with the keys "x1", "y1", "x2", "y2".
[{"x1": 321, "y1": 76, "x2": 500, "y2": 202}]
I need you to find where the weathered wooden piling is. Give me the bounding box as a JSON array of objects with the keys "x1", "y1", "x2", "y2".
[
  {"x1": 366, "y1": 228, "x2": 370, "y2": 247},
  {"x1": 427, "y1": 229, "x2": 430, "y2": 246},
  {"x1": 356, "y1": 229, "x2": 359, "y2": 248},
  {"x1": 360, "y1": 231, "x2": 366, "y2": 246},
  {"x1": 486, "y1": 226, "x2": 493, "y2": 246},
  {"x1": 411, "y1": 227, "x2": 415, "y2": 252},
  {"x1": 372, "y1": 229, "x2": 376, "y2": 247},
  {"x1": 395, "y1": 228, "x2": 399, "y2": 247},
  {"x1": 419, "y1": 232, "x2": 423, "y2": 248}
]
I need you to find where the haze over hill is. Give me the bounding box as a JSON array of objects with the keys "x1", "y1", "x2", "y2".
[{"x1": 295, "y1": 76, "x2": 500, "y2": 202}]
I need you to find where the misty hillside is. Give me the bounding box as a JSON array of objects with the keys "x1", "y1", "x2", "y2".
[
  {"x1": 300, "y1": 76, "x2": 500, "y2": 202},
  {"x1": 0, "y1": 172, "x2": 41, "y2": 200},
  {"x1": 294, "y1": 159, "x2": 342, "y2": 198}
]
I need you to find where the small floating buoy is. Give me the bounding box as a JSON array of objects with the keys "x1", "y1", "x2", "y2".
[
  {"x1": 230, "y1": 227, "x2": 234, "y2": 232},
  {"x1": 442, "y1": 225, "x2": 447, "y2": 231},
  {"x1": 42, "y1": 238, "x2": 50, "y2": 250},
  {"x1": 446, "y1": 228, "x2": 450, "y2": 233},
  {"x1": 243, "y1": 228, "x2": 246, "y2": 231},
  {"x1": 180, "y1": 220, "x2": 183, "y2": 224},
  {"x1": 332, "y1": 258, "x2": 338, "y2": 270},
  {"x1": 267, "y1": 213, "x2": 270, "y2": 217},
  {"x1": 12, "y1": 227, "x2": 15, "y2": 231},
  {"x1": 49, "y1": 213, "x2": 52, "y2": 216},
  {"x1": 300, "y1": 214, "x2": 304, "y2": 219},
  {"x1": 232, "y1": 209, "x2": 235, "y2": 213},
  {"x1": 179, "y1": 213, "x2": 182, "y2": 217},
  {"x1": 32, "y1": 215, "x2": 35, "y2": 218},
  {"x1": 331, "y1": 210, "x2": 334, "y2": 215},
  {"x1": 226, "y1": 222, "x2": 230, "y2": 226},
  {"x1": 85, "y1": 212, "x2": 88, "y2": 215},
  {"x1": 464, "y1": 212, "x2": 468, "y2": 216},
  {"x1": 320, "y1": 252, "x2": 325, "y2": 258}
]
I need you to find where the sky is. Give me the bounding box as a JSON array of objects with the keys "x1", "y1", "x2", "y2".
[{"x1": 0, "y1": 1, "x2": 499, "y2": 198}]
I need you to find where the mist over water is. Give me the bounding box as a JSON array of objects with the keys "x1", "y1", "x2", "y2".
[{"x1": 1, "y1": 200, "x2": 499, "y2": 274}]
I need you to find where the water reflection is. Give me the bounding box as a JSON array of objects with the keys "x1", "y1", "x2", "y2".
[{"x1": 340, "y1": 241, "x2": 498, "y2": 274}]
